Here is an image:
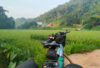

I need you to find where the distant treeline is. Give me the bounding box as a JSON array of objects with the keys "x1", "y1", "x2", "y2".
[
  {"x1": 18, "y1": 20, "x2": 37, "y2": 29},
  {"x1": 15, "y1": 18, "x2": 38, "y2": 29},
  {"x1": 0, "y1": 6, "x2": 15, "y2": 29}
]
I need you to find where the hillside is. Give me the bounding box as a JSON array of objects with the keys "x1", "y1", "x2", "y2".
[
  {"x1": 15, "y1": 18, "x2": 38, "y2": 29},
  {"x1": 34, "y1": 0, "x2": 100, "y2": 29},
  {"x1": 15, "y1": 18, "x2": 28, "y2": 28}
]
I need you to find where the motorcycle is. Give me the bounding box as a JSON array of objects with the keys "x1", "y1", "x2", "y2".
[{"x1": 16, "y1": 30, "x2": 83, "y2": 68}]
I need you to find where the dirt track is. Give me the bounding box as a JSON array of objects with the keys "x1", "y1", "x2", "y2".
[{"x1": 64, "y1": 50, "x2": 100, "y2": 68}]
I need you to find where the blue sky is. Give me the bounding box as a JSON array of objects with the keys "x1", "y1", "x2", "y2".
[{"x1": 0, "y1": 0, "x2": 70, "y2": 18}]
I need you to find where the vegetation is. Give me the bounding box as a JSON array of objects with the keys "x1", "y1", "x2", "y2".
[
  {"x1": 15, "y1": 18, "x2": 28, "y2": 28},
  {"x1": 0, "y1": 30, "x2": 100, "y2": 68},
  {"x1": 0, "y1": 0, "x2": 100, "y2": 68},
  {"x1": 83, "y1": 14, "x2": 100, "y2": 29},
  {"x1": 91, "y1": 26, "x2": 100, "y2": 30},
  {"x1": 15, "y1": 18, "x2": 38, "y2": 29},
  {"x1": 18, "y1": 20, "x2": 37, "y2": 29},
  {"x1": 33, "y1": 0, "x2": 100, "y2": 29},
  {"x1": 0, "y1": 6, "x2": 15, "y2": 29},
  {"x1": 1, "y1": 0, "x2": 100, "y2": 30}
]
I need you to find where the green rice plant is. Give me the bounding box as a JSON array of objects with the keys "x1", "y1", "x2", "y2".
[{"x1": 0, "y1": 29, "x2": 100, "y2": 68}]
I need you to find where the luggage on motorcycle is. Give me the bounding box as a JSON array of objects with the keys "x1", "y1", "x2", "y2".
[
  {"x1": 16, "y1": 60, "x2": 38, "y2": 68},
  {"x1": 46, "y1": 48, "x2": 58, "y2": 60},
  {"x1": 55, "y1": 35, "x2": 66, "y2": 46}
]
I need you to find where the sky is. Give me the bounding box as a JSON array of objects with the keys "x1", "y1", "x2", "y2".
[{"x1": 0, "y1": 0, "x2": 70, "y2": 18}]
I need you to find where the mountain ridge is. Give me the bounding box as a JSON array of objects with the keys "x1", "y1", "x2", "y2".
[{"x1": 33, "y1": 0, "x2": 100, "y2": 28}]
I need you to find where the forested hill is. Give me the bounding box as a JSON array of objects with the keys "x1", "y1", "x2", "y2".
[
  {"x1": 34, "y1": 0, "x2": 100, "y2": 29},
  {"x1": 15, "y1": 18, "x2": 28, "y2": 28}
]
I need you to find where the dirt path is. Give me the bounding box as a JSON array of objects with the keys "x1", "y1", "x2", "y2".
[{"x1": 64, "y1": 50, "x2": 100, "y2": 68}]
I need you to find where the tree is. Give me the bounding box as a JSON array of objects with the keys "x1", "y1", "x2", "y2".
[
  {"x1": 0, "y1": 6, "x2": 15, "y2": 29},
  {"x1": 0, "y1": 6, "x2": 7, "y2": 15},
  {"x1": 18, "y1": 21, "x2": 37, "y2": 29}
]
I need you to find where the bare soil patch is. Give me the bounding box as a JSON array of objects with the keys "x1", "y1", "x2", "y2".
[{"x1": 64, "y1": 50, "x2": 100, "y2": 68}]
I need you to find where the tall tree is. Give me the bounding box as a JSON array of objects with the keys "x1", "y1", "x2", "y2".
[{"x1": 0, "y1": 6, "x2": 15, "y2": 29}]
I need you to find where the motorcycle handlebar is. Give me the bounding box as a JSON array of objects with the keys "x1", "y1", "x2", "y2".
[
  {"x1": 65, "y1": 30, "x2": 70, "y2": 34},
  {"x1": 59, "y1": 30, "x2": 70, "y2": 35}
]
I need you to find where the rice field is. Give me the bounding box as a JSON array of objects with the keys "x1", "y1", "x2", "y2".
[{"x1": 0, "y1": 29, "x2": 100, "y2": 68}]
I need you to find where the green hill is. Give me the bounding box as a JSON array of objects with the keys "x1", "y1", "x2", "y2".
[
  {"x1": 15, "y1": 18, "x2": 27, "y2": 28},
  {"x1": 34, "y1": 0, "x2": 100, "y2": 29}
]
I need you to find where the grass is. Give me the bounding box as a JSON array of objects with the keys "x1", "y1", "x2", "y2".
[
  {"x1": 91, "y1": 26, "x2": 100, "y2": 31},
  {"x1": 0, "y1": 29, "x2": 100, "y2": 68}
]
